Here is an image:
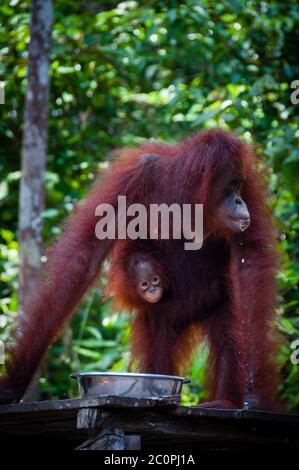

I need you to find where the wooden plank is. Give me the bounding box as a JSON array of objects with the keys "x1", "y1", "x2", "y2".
[
  {"x1": 1, "y1": 405, "x2": 298, "y2": 444},
  {"x1": 0, "y1": 395, "x2": 179, "y2": 416},
  {"x1": 76, "y1": 421, "x2": 141, "y2": 451},
  {"x1": 0, "y1": 397, "x2": 299, "y2": 449},
  {"x1": 174, "y1": 406, "x2": 299, "y2": 423},
  {"x1": 92, "y1": 409, "x2": 299, "y2": 446},
  {"x1": 76, "y1": 408, "x2": 99, "y2": 429},
  {"x1": 76, "y1": 427, "x2": 126, "y2": 450},
  {"x1": 1, "y1": 396, "x2": 298, "y2": 424}
]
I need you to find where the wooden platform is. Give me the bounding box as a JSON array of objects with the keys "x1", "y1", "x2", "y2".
[{"x1": 0, "y1": 396, "x2": 298, "y2": 450}]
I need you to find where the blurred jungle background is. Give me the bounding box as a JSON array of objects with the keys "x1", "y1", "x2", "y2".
[{"x1": 0, "y1": 0, "x2": 298, "y2": 410}]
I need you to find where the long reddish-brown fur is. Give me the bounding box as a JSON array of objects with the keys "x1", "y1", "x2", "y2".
[{"x1": 0, "y1": 129, "x2": 282, "y2": 409}]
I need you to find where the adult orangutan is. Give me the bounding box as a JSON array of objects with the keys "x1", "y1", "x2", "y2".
[{"x1": 0, "y1": 129, "x2": 282, "y2": 410}]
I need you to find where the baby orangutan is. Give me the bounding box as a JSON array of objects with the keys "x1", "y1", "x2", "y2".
[
  {"x1": 127, "y1": 251, "x2": 169, "y2": 304},
  {"x1": 106, "y1": 245, "x2": 170, "y2": 313}
]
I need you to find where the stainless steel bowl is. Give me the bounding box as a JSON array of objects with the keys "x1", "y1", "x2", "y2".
[{"x1": 71, "y1": 372, "x2": 191, "y2": 399}]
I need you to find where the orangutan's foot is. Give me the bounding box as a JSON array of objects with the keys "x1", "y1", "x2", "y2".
[{"x1": 243, "y1": 394, "x2": 285, "y2": 412}]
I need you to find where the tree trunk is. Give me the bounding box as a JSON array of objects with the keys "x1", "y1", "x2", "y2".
[{"x1": 19, "y1": 0, "x2": 53, "y2": 401}]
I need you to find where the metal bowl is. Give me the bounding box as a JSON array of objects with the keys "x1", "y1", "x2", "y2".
[{"x1": 71, "y1": 372, "x2": 191, "y2": 399}]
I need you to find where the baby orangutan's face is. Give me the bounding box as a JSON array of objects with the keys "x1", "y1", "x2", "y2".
[{"x1": 134, "y1": 260, "x2": 166, "y2": 304}]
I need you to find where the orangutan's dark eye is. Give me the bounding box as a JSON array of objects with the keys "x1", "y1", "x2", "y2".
[
  {"x1": 224, "y1": 183, "x2": 235, "y2": 196},
  {"x1": 235, "y1": 179, "x2": 244, "y2": 192},
  {"x1": 225, "y1": 179, "x2": 243, "y2": 196}
]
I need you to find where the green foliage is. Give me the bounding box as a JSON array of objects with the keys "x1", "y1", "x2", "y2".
[{"x1": 0, "y1": 0, "x2": 298, "y2": 408}]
